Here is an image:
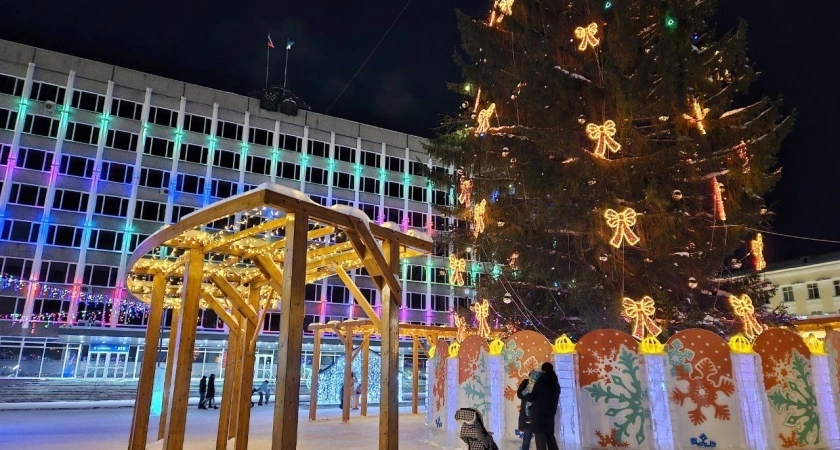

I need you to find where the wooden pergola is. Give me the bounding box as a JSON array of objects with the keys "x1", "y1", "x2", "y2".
[{"x1": 125, "y1": 183, "x2": 432, "y2": 450}]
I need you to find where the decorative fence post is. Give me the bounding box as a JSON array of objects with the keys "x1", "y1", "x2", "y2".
[
  {"x1": 446, "y1": 342, "x2": 460, "y2": 449},
  {"x1": 639, "y1": 337, "x2": 675, "y2": 450},
  {"x1": 487, "y1": 339, "x2": 505, "y2": 442},
  {"x1": 805, "y1": 335, "x2": 840, "y2": 448},
  {"x1": 552, "y1": 335, "x2": 581, "y2": 450},
  {"x1": 729, "y1": 335, "x2": 770, "y2": 450}
]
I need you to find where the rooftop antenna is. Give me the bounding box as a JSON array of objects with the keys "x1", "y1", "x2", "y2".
[{"x1": 283, "y1": 39, "x2": 294, "y2": 89}]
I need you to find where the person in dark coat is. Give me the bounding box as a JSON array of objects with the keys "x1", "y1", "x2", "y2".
[
  {"x1": 206, "y1": 373, "x2": 218, "y2": 409},
  {"x1": 521, "y1": 362, "x2": 560, "y2": 450},
  {"x1": 198, "y1": 375, "x2": 207, "y2": 409},
  {"x1": 517, "y1": 370, "x2": 541, "y2": 449}
]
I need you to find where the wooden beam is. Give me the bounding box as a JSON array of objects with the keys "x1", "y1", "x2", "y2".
[
  {"x1": 163, "y1": 249, "x2": 203, "y2": 450},
  {"x1": 348, "y1": 222, "x2": 402, "y2": 303},
  {"x1": 379, "y1": 240, "x2": 400, "y2": 450},
  {"x1": 342, "y1": 324, "x2": 353, "y2": 423},
  {"x1": 235, "y1": 285, "x2": 260, "y2": 450},
  {"x1": 332, "y1": 263, "x2": 381, "y2": 332},
  {"x1": 412, "y1": 335, "x2": 420, "y2": 415},
  {"x1": 202, "y1": 217, "x2": 287, "y2": 253},
  {"x1": 360, "y1": 332, "x2": 370, "y2": 417},
  {"x1": 201, "y1": 291, "x2": 239, "y2": 330},
  {"x1": 158, "y1": 307, "x2": 180, "y2": 441},
  {"x1": 253, "y1": 254, "x2": 284, "y2": 297},
  {"x1": 211, "y1": 274, "x2": 258, "y2": 326},
  {"x1": 129, "y1": 273, "x2": 165, "y2": 450},
  {"x1": 216, "y1": 314, "x2": 241, "y2": 450},
  {"x1": 271, "y1": 212, "x2": 309, "y2": 450},
  {"x1": 308, "y1": 329, "x2": 322, "y2": 422}
]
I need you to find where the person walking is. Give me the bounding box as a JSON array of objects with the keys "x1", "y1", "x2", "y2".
[
  {"x1": 351, "y1": 372, "x2": 361, "y2": 410},
  {"x1": 257, "y1": 380, "x2": 270, "y2": 405},
  {"x1": 521, "y1": 362, "x2": 560, "y2": 450},
  {"x1": 206, "y1": 373, "x2": 218, "y2": 409},
  {"x1": 517, "y1": 370, "x2": 542, "y2": 449},
  {"x1": 198, "y1": 375, "x2": 207, "y2": 409}
]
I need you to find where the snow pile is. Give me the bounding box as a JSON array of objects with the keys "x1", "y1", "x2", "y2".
[
  {"x1": 554, "y1": 66, "x2": 592, "y2": 83},
  {"x1": 720, "y1": 107, "x2": 746, "y2": 119},
  {"x1": 407, "y1": 229, "x2": 434, "y2": 243},
  {"x1": 330, "y1": 204, "x2": 370, "y2": 228},
  {"x1": 381, "y1": 221, "x2": 401, "y2": 231},
  {"x1": 260, "y1": 182, "x2": 316, "y2": 203}
]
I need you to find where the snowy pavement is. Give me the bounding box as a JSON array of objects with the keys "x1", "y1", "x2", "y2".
[{"x1": 0, "y1": 405, "x2": 433, "y2": 449}]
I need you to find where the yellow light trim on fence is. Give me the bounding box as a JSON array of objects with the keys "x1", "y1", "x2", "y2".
[
  {"x1": 448, "y1": 342, "x2": 461, "y2": 358},
  {"x1": 489, "y1": 338, "x2": 505, "y2": 355},
  {"x1": 804, "y1": 333, "x2": 825, "y2": 355},
  {"x1": 552, "y1": 334, "x2": 576, "y2": 354},
  {"x1": 639, "y1": 336, "x2": 665, "y2": 354}
]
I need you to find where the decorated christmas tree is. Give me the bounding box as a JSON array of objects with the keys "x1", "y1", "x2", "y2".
[{"x1": 426, "y1": 0, "x2": 793, "y2": 338}]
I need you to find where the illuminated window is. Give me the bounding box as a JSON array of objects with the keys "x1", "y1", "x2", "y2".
[{"x1": 807, "y1": 283, "x2": 820, "y2": 300}]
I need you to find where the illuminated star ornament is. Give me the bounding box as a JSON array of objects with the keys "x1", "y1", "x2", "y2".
[
  {"x1": 574, "y1": 23, "x2": 600, "y2": 51},
  {"x1": 458, "y1": 178, "x2": 473, "y2": 207},
  {"x1": 621, "y1": 296, "x2": 662, "y2": 340},
  {"x1": 472, "y1": 299, "x2": 491, "y2": 339},
  {"x1": 711, "y1": 176, "x2": 726, "y2": 221},
  {"x1": 750, "y1": 233, "x2": 766, "y2": 271},
  {"x1": 475, "y1": 103, "x2": 496, "y2": 136},
  {"x1": 449, "y1": 254, "x2": 467, "y2": 286},
  {"x1": 604, "y1": 207, "x2": 640, "y2": 248},
  {"x1": 728, "y1": 294, "x2": 764, "y2": 340},
  {"x1": 455, "y1": 314, "x2": 468, "y2": 343},
  {"x1": 489, "y1": 0, "x2": 514, "y2": 26},
  {"x1": 585, "y1": 120, "x2": 621, "y2": 158},
  {"x1": 473, "y1": 199, "x2": 487, "y2": 237},
  {"x1": 683, "y1": 98, "x2": 710, "y2": 134}
]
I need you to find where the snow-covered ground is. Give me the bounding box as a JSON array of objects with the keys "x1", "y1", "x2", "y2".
[{"x1": 0, "y1": 405, "x2": 430, "y2": 449}]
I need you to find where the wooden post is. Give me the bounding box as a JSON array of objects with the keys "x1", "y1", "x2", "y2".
[
  {"x1": 308, "y1": 329, "x2": 322, "y2": 421},
  {"x1": 158, "y1": 306, "x2": 180, "y2": 440},
  {"x1": 271, "y1": 212, "x2": 309, "y2": 450},
  {"x1": 342, "y1": 326, "x2": 353, "y2": 422},
  {"x1": 360, "y1": 331, "x2": 370, "y2": 417},
  {"x1": 162, "y1": 249, "x2": 203, "y2": 450},
  {"x1": 217, "y1": 318, "x2": 241, "y2": 450},
  {"x1": 379, "y1": 240, "x2": 400, "y2": 450},
  {"x1": 412, "y1": 334, "x2": 419, "y2": 414},
  {"x1": 234, "y1": 286, "x2": 261, "y2": 450},
  {"x1": 128, "y1": 273, "x2": 165, "y2": 450}
]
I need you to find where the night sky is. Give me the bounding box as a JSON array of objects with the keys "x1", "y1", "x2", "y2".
[{"x1": 2, "y1": 0, "x2": 838, "y2": 263}]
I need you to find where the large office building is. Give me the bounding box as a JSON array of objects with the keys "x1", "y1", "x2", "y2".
[{"x1": 0, "y1": 39, "x2": 472, "y2": 383}]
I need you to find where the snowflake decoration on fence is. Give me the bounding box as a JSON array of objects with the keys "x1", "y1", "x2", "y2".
[
  {"x1": 671, "y1": 358, "x2": 735, "y2": 425},
  {"x1": 666, "y1": 339, "x2": 695, "y2": 377},
  {"x1": 766, "y1": 350, "x2": 821, "y2": 446},
  {"x1": 462, "y1": 349, "x2": 491, "y2": 420}
]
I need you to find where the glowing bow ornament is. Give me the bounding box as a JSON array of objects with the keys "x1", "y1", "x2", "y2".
[
  {"x1": 475, "y1": 103, "x2": 496, "y2": 136},
  {"x1": 728, "y1": 294, "x2": 764, "y2": 340},
  {"x1": 473, "y1": 199, "x2": 487, "y2": 237},
  {"x1": 455, "y1": 314, "x2": 468, "y2": 343},
  {"x1": 458, "y1": 179, "x2": 473, "y2": 207},
  {"x1": 683, "y1": 98, "x2": 710, "y2": 134},
  {"x1": 585, "y1": 120, "x2": 622, "y2": 158},
  {"x1": 574, "y1": 23, "x2": 600, "y2": 51},
  {"x1": 472, "y1": 299, "x2": 491, "y2": 339},
  {"x1": 449, "y1": 254, "x2": 467, "y2": 286},
  {"x1": 604, "y1": 207, "x2": 640, "y2": 248},
  {"x1": 750, "y1": 233, "x2": 766, "y2": 271},
  {"x1": 622, "y1": 296, "x2": 662, "y2": 340},
  {"x1": 489, "y1": 0, "x2": 514, "y2": 25}
]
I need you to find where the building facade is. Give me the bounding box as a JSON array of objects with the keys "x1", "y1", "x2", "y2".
[{"x1": 0, "y1": 40, "x2": 473, "y2": 383}]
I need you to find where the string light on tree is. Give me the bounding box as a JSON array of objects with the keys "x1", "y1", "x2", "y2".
[
  {"x1": 475, "y1": 103, "x2": 496, "y2": 136},
  {"x1": 455, "y1": 314, "x2": 468, "y2": 343},
  {"x1": 735, "y1": 140, "x2": 750, "y2": 173},
  {"x1": 604, "y1": 207, "x2": 641, "y2": 248},
  {"x1": 621, "y1": 296, "x2": 663, "y2": 340},
  {"x1": 472, "y1": 299, "x2": 491, "y2": 339},
  {"x1": 473, "y1": 199, "x2": 487, "y2": 237},
  {"x1": 728, "y1": 294, "x2": 764, "y2": 340},
  {"x1": 711, "y1": 176, "x2": 726, "y2": 221},
  {"x1": 458, "y1": 178, "x2": 473, "y2": 207},
  {"x1": 449, "y1": 254, "x2": 467, "y2": 286},
  {"x1": 750, "y1": 233, "x2": 766, "y2": 271},
  {"x1": 683, "y1": 98, "x2": 710, "y2": 134},
  {"x1": 585, "y1": 120, "x2": 621, "y2": 158},
  {"x1": 574, "y1": 23, "x2": 600, "y2": 51},
  {"x1": 489, "y1": 0, "x2": 514, "y2": 26}
]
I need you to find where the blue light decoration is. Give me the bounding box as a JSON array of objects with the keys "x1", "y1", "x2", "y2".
[
  {"x1": 314, "y1": 348, "x2": 405, "y2": 405},
  {"x1": 664, "y1": 12, "x2": 678, "y2": 31},
  {"x1": 151, "y1": 369, "x2": 165, "y2": 416},
  {"x1": 490, "y1": 189, "x2": 500, "y2": 203},
  {"x1": 604, "y1": 0, "x2": 613, "y2": 10}
]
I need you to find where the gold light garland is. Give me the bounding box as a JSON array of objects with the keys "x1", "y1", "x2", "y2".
[
  {"x1": 475, "y1": 103, "x2": 496, "y2": 135},
  {"x1": 473, "y1": 199, "x2": 487, "y2": 237},
  {"x1": 472, "y1": 299, "x2": 491, "y2": 339},
  {"x1": 574, "y1": 23, "x2": 600, "y2": 51},
  {"x1": 683, "y1": 98, "x2": 710, "y2": 134},
  {"x1": 711, "y1": 176, "x2": 726, "y2": 221},
  {"x1": 750, "y1": 233, "x2": 766, "y2": 271},
  {"x1": 585, "y1": 120, "x2": 621, "y2": 158},
  {"x1": 458, "y1": 179, "x2": 473, "y2": 207},
  {"x1": 455, "y1": 314, "x2": 468, "y2": 343},
  {"x1": 621, "y1": 296, "x2": 662, "y2": 340},
  {"x1": 604, "y1": 207, "x2": 640, "y2": 248},
  {"x1": 489, "y1": 0, "x2": 514, "y2": 26},
  {"x1": 728, "y1": 294, "x2": 764, "y2": 340}
]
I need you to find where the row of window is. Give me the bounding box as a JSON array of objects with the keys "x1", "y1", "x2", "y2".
[
  {"x1": 0, "y1": 254, "x2": 118, "y2": 288},
  {"x1": 781, "y1": 280, "x2": 840, "y2": 302}
]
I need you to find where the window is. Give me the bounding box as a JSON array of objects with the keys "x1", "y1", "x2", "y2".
[
  {"x1": 47, "y1": 225, "x2": 84, "y2": 247},
  {"x1": 361, "y1": 151, "x2": 380, "y2": 168},
  {"x1": 327, "y1": 285, "x2": 348, "y2": 304},
  {"x1": 385, "y1": 181, "x2": 404, "y2": 198},
  {"x1": 211, "y1": 179, "x2": 237, "y2": 198},
  {"x1": 360, "y1": 203, "x2": 377, "y2": 221},
  {"x1": 95, "y1": 195, "x2": 129, "y2": 217},
  {"x1": 782, "y1": 286, "x2": 794, "y2": 303},
  {"x1": 100, "y1": 161, "x2": 134, "y2": 184},
  {"x1": 0, "y1": 74, "x2": 24, "y2": 97},
  {"x1": 10, "y1": 183, "x2": 47, "y2": 207},
  {"x1": 144, "y1": 136, "x2": 175, "y2": 158},
  {"x1": 0, "y1": 108, "x2": 18, "y2": 130},
  {"x1": 834, "y1": 280, "x2": 840, "y2": 297},
  {"x1": 106, "y1": 129, "x2": 139, "y2": 151},
  {"x1": 332, "y1": 172, "x2": 354, "y2": 190},
  {"x1": 248, "y1": 127, "x2": 272, "y2": 146},
  {"x1": 176, "y1": 173, "x2": 205, "y2": 194},
  {"x1": 408, "y1": 185, "x2": 427, "y2": 203},
  {"x1": 304, "y1": 284, "x2": 322, "y2": 302},
  {"x1": 215, "y1": 120, "x2": 243, "y2": 141},
  {"x1": 383, "y1": 207, "x2": 401, "y2": 223},
  {"x1": 40, "y1": 261, "x2": 76, "y2": 284},
  {"x1": 307, "y1": 140, "x2": 329, "y2": 157},
  {"x1": 335, "y1": 145, "x2": 355, "y2": 163},
  {"x1": 65, "y1": 122, "x2": 100, "y2": 145},
  {"x1": 88, "y1": 230, "x2": 124, "y2": 252},
  {"x1": 53, "y1": 189, "x2": 90, "y2": 212},
  {"x1": 127, "y1": 233, "x2": 150, "y2": 252},
  {"x1": 71, "y1": 90, "x2": 106, "y2": 113},
  {"x1": 407, "y1": 265, "x2": 427, "y2": 282},
  {"x1": 432, "y1": 295, "x2": 449, "y2": 312},
  {"x1": 180, "y1": 143, "x2": 208, "y2": 164},
  {"x1": 213, "y1": 148, "x2": 240, "y2": 170},
  {"x1": 409, "y1": 161, "x2": 426, "y2": 176},
  {"x1": 83, "y1": 265, "x2": 119, "y2": 287},
  {"x1": 409, "y1": 211, "x2": 426, "y2": 228},
  {"x1": 111, "y1": 98, "x2": 142, "y2": 121},
  {"x1": 134, "y1": 200, "x2": 165, "y2": 222},
  {"x1": 385, "y1": 156, "x2": 404, "y2": 173},
  {"x1": 433, "y1": 189, "x2": 449, "y2": 206},
  {"x1": 360, "y1": 177, "x2": 379, "y2": 194},
  {"x1": 246, "y1": 155, "x2": 272, "y2": 175},
  {"x1": 59, "y1": 154, "x2": 94, "y2": 178},
  {"x1": 139, "y1": 168, "x2": 170, "y2": 189},
  {"x1": 29, "y1": 81, "x2": 66, "y2": 104},
  {"x1": 281, "y1": 134, "x2": 302, "y2": 152},
  {"x1": 23, "y1": 114, "x2": 60, "y2": 138},
  {"x1": 305, "y1": 167, "x2": 328, "y2": 185},
  {"x1": 1, "y1": 220, "x2": 40, "y2": 243},
  {"x1": 184, "y1": 114, "x2": 211, "y2": 134},
  {"x1": 173, "y1": 205, "x2": 196, "y2": 221},
  {"x1": 309, "y1": 194, "x2": 327, "y2": 206},
  {"x1": 16, "y1": 147, "x2": 53, "y2": 172},
  {"x1": 807, "y1": 283, "x2": 820, "y2": 300},
  {"x1": 277, "y1": 161, "x2": 300, "y2": 180},
  {"x1": 148, "y1": 106, "x2": 178, "y2": 128},
  {"x1": 407, "y1": 292, "x2": 426, "y2": 310}
]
